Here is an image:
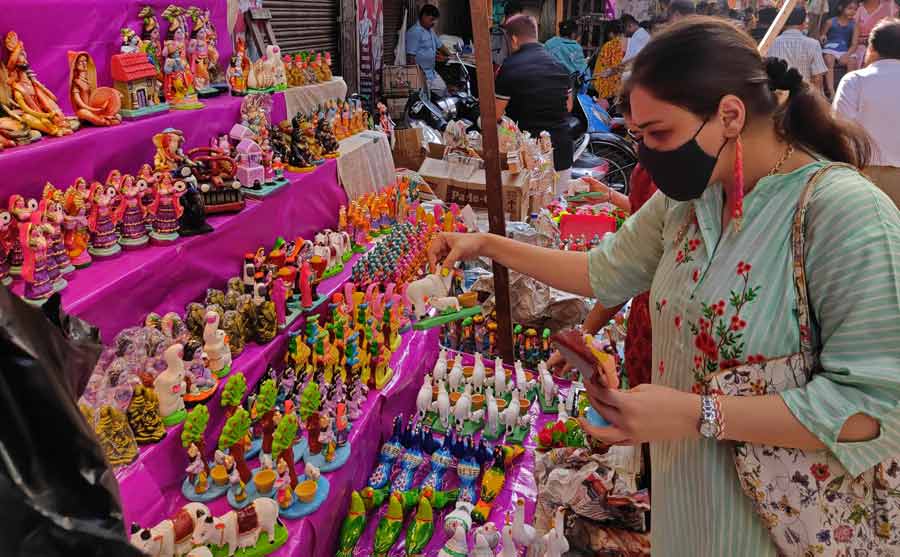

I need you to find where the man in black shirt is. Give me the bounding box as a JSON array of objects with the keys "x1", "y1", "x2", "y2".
[{"x1": 495, "y1": 14, "x2": 574, "y2": 188}]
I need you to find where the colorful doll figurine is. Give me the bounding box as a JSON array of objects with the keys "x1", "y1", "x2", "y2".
[
  {"x1": 162, "y1": 26, "x2": 203, "y2": 110},
  {"x1": 147, "y1": 173, "x2": 182, "y2": 243},
  {"x1": 62, "y1": 181, "x2": 91, "y2": 268},
  {"x1": 116, "y1": 175, "x2": 149, "y2": 248},
  {"x1": 40, "y1": 186, "x2": 75, "y2": 276},
  {"x1": 68, "y1": 51, "x2": 122, "y2": 126},
  {"x1": 7, "y1": 194, "x2": 38, "y2": 275},
  {"x1": 3, "y1": 31, "x2": 76, "y2": 137},
  {"x1": 19, "y1": 214, "x2": 54, "y2": 302},
  {"x1": 138, "y1": 6, "x2": 163, "y2": 77},
  {"x1": 0, "y1": 211, "x2": 12, "y2": 286},
  {"x1": 86, "y1": 183, "x2": 121, "y2": 258},
  {"x1": 188, "y1": 20, "x2": 217, "y2": 97}
]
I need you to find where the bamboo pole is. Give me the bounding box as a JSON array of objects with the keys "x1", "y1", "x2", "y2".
[
  {"x1": 757, "y1": 0, "x2": 801, "y2": 55},
  {"x1": 468, "y1": 0, "x2": 514, "y2": 363}
]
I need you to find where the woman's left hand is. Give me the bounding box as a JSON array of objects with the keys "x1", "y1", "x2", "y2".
[{"x1": 579, "y1": 378, "x2": 702, "y2": 445}]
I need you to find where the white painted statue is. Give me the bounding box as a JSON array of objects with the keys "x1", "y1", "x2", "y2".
[
  {"x1": 417, "y1": 372, "x2": 433, "y2": 419},
  {"x1": 203, "y1": 310, "x2": 232, "y2": 374},
  {"x1": 155, "y1": 344, "x2": 187, "y2": 421},
  {"x1": 406, "y1": 270, "x2": 454, "y2": 319},
  {"x1": 191, "y1": 498, "x2": 279, "y2": 557}
]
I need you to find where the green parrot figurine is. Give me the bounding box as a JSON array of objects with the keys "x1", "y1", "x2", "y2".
[
  {"x1": 336, "y1": 491, "x2": 367, "y2": 557},
  {"x1": 425, "y1": 486, "x2": 459, "y2": 510},
  {"x1": 373, "y1": 492, "x2": 405, "y2": 556},
  {"x1": 405, "y1": 496, "x2": 434, "y2": 557},
  {"x1": 361, "y1": 484, "x2": 391, "y2": 512}
]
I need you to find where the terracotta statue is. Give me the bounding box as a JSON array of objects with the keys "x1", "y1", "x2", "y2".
[
  {"x1": 162, "y1": 27, "x2": 202, "y2": 109},
  {"x1": 139, "y1": 6, "x2": 163, "y2": 78},
  {"x1": 3, "y1": 31, "x2": 75, "y2": 136},
  {"x1": 68, "y1": 51, "x2": 122, "y2": 126}
]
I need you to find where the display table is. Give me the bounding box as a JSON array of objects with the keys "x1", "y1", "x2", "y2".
[
  {"x1": 281, "y1": 77, "x2": 349, "y2": 120},
  {"x1": 337, "y1": 130, "x2": 396, "y2": 200}
]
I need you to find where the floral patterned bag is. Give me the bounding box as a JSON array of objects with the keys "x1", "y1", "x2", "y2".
[{"x1": 705, "y1": 164, "x2": 900, "y2": 556}]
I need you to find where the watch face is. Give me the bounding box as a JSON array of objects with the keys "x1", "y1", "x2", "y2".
[{"x1": 700, "y1": 421, "x2": 718, "y2": 438}]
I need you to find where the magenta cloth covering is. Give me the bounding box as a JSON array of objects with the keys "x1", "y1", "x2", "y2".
[{"x1": 0, "y1": 0, "x2": 232, "y2": 121}]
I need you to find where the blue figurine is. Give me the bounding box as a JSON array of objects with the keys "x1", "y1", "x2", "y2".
[
  {"x1": 391, "y1": 422, "x2": 425, "y2": 492},
  {"x1": 422, "y1": 431, "x2": 455, "y2": 491},
  {"x1": 456, "y1": 438, "x2": 481, "y2": 505},
  {"x1": 367, "y1": 415, "x2": 405, "y2": 489}
]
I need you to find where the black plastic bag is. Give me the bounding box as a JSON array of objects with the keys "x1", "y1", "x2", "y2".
[{"x1": 0, "y1": 287, "x2": 141, "y2": 556}]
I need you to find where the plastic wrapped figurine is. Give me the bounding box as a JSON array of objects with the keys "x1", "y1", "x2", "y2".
[
  {"x1": 86, "y1": 182, "x2": 122, "y2": 257},
  {"x1": 68, "y1": 51, "x2": 122, "y2": 126},
  {"x1": 147, "y1": 174, "x2": 183, "y2": 243},
  {"x1": 3, "y1": 31, "x2": 77, "y2": 136}
]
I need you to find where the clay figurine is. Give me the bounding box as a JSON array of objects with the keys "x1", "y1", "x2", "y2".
[
  {"x1": 68, "y1": 51, "x2": 122, "y2": 126},
  {"x1": 542, "y1": 507, "x2": 569, "y2": 557},
  {"x1": 438, "y1": 521, "x2": 469, "y2": 557},
  {"x1": 202, "y1": 310, "x2": 232, "y2": 377},
  {"x1": 87, "y1": 183, "x2": 122, "y2": 257},
  {"x1": 218, "y1": 407, "x2": 252, "y2": 487},
  {"x1": 3, "y1": 31, "x2": 77, "y2": 136},
  {"x1": 161, "y1": 19, "x2": 203, "y2": 110},
  {"x1": 117, "y1": 175, "x2": 149, "y2": 247},
  {"x1": 40, "y1": 186, "x2": 75, "y2": 275},
  {"x1": 511, "y1": 495, "x2": 537, "y2": 548},
  {"x1": 191, "y1": 498, "x2": 281, "y2": 556},
  {"x1": 18, "y1": 216, "x2": 53, "y2": 302},
  {"x1": 129, "y1": 502, "x2": 211, "y2": 557},
  {"x1": 95, "y1": 405, "x2": 139, "y2": 467},
  {"x1": 147, "y1": 173, "x2": 183, "y2": 243},
  {"x1": 154, "y1": 343, "x2": 189, "y2": 426},
  {"x1": 127, "y1": 384, "x2": 167, "y2": 444},
  {"x1": 227, "y1": 36, "x2": 250, "y2": 96}
]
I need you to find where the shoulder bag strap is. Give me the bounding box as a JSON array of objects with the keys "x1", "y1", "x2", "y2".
[{"x1": 790, "y1": 162, "x2": 857, "y2": 365}]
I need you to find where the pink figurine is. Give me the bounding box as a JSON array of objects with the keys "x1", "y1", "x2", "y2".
[
  {"x1": 0, "y1": 211, "x2": 12, "y2": 286},
  {"x1": 147, "y1": 174, "x2": 183, "y2": 244},
  {"x1": 7, "y1": 194, "x2": 38, "y2": 275},
  {"x1": 36, "y1": 200, "x2": 67, "y2": 292},
  {"x1": 86, "y1": 182, "x2": 122, "y2": 258},
  {"x1": 20, "y1": 214, "x2": 54, "y2": 301},
  {"x1": 271, "y1": 276, "x2": 287, "y2": 326},
  {"x1": 117, "y1": 174, "x2": 149, "y2": 248},
  {"x1": 39, "y1": 194, "x2": 75, "y2": 277},
  {"x1": 300, "y1": 260, "x2": 313, "y2": 308}
]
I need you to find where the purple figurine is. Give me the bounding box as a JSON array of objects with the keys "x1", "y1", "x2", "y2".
[{"x1": 117, "y1": 175, "x2": 149, "y2": 248}]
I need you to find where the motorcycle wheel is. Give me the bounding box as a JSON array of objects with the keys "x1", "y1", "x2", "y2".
[{"x1": 589, "y1": 142, "x2": 635, "y2": 194}]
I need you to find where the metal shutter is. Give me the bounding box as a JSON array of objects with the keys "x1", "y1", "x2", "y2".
[
  {"x1": 268, "y1": 0, "x2": 341, "y2": 69},
  {"x1": 383, "y1": 1, "x2": 404, "y2": 65}
]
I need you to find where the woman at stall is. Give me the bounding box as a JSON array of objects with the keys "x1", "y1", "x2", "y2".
[
  {"x1": 429, "y1": 17, "x2": 900, "y2": 557},
  {"x1": 592, "y1": 20, "x2": 626, "y2": 103}
]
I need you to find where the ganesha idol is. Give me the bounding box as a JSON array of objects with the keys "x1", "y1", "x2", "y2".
[{"x1": 68, "y1": 51, "x2": 122, "y2": 126}]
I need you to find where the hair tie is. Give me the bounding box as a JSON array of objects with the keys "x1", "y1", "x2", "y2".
[{"x1": 764, "y1": 57, "x2": 803, "y2": 95}]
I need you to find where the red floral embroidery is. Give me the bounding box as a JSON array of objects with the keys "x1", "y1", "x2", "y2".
[
  {"x1": 674, "y1": 232, "x2": 700, "y2": 267},
  {"x1": 675, "y1": 250, "x2": 685, "y2": 263},
  {"x1": 688, "y1": 264, "x2": 761, "y2": 392},
  {"x1": 655, "y1": 298, "x2": 668, "y2": 313},
  {"x1": 834, "y1": 525, "x2": 853, "y2": 543},
  {"x1": 688, "y1": 238, "x2": 701, "y2": 251},
  {"x1": 692, "y1": 268, "x2": 700, "y2": 282},
  {"x1": 810, "y1": 463, "x2": 831, "y2": 482},
  {"x1": 674, "y1": 315, "x2": 682, "y2": 330},
  {"x1": 658, "y1": 360, "x2": 665, "y2": 376},
  {"x1": 747, "y1": 354, "x2": 767, "y2": 364}
]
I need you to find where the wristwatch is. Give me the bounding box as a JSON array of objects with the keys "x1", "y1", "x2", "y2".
[{"x1": 699, "y1": 395, "x2": 725, "y2": 440}]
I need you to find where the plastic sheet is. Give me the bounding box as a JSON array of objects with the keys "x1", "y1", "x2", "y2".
[{"x1": 0, "y1": 287, "x2": 140, "y2": 556}]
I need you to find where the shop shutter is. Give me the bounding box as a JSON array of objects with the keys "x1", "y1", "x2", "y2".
[
  {"x1": 383, "y1": 1, "x2": 404, "y2": 65},
  {"x1": 268, "y1": 0, "x2": 341, "y2": 68}
]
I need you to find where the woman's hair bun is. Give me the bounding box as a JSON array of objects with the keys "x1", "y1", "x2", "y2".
[{"x1": 764, "y1": 57, "x2": 804, "y2": 94}]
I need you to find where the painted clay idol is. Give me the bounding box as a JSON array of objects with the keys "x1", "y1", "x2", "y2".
[
  {"x1": 68, "y1": 51, "x2": 122, "y2": 126},
  {"x1": 3, "y1": 32, "x2": 77, "y2": 136},
  {"x1": 147, "y1": 174, "x2": 183, "y2": 243},
  {"x1": 117, "y1": 175, "x2": 149, "y2": 247},
  {"x1": 161, "y1": 17, "x2": 203, "y2": 110},
  {"x1": 86, "y1": 183, "x2": 122, "y2": 257},
  {"x1": 40, "y1": 185, "x2": 75, "y2": 276},
  {"x1": 62, "y1": 181, "x2": 91, "y2": 268},
  {"x1": 19, "y1": 214, "x2": 53, "y2": 301}
]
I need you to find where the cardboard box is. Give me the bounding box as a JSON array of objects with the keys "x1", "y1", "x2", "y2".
[
  {"x1": 392, "y1": 127, "x2": 426, "y2": 170},
  {"x1": 417, "y1": 157, "x2": 529, "y2": 221},
  {"x1": 427, "y1": 143, "x2": 511, "y2": 171}
]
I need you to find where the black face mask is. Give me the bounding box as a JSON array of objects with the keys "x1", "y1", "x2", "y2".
[{"x1": 637, "y1": 119, "x2": 726, "y2": 202}]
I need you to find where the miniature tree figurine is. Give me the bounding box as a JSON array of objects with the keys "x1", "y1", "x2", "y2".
[
  {"x1": 220, "y1": 372, "x2": 248, "y2": 419},
  {"x1": 256, "y1": 379, "x2": 278, "y2": 456},
  {"x1": 271, "y1": 412, "x2": 299, "y2": 488},
  {"x1": 218, "y1": 407, "x2": 252, "y2": 483},
  {"x1": 299, "y1": 380, "x2": 322, "y2": 422},
  {"x1": 181, "y1": 405, "x2": 210, "y2": 475},
  {"x1": 127, "y1": 385, "x2": 167, "y2": 444}
]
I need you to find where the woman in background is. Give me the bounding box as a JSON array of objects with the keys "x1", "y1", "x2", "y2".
[{"x1": 593, "y1": 20, "x2": 626, "y2": 102}]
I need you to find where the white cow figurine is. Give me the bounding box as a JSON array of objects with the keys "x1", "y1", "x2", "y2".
[
  {"x1": 130, "y1": 502, "x2": 211, "y2": 557},
  {"x1": 454, "y1": 383, "x2": 473, "y2": 432},
  {"x1": 486, "y1": 387, "x2": 500, "y2": 435},
  {"x1": 417, "y1": 373, "x2": 434, "y2": 419},
  {"x1": 203, "y1": 311, "x2": 232, "y2": 375},
  {"x1": 192, "y1": 497, "x2": 279, "y2": 557},
  {"x1": 406, "y1": 271, "x2": 454, "y2": 319},
  {"x1": 429, "y1": 295, "x2": 460, "y2": 314},
  {"x1": 433, "y1": 379, "x2": 451, "y2": 429},
  {"x1": 500, "y1": 389, "x2": 521, "y2": 435}
]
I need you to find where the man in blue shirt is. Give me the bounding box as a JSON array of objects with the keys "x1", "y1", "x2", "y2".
[{"x1": 406, "y1": 4, "x2": 450, "y2": 97}]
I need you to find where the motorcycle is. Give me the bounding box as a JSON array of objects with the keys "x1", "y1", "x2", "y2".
[{"x1": 569, "y1": 72, "x2": 637, "y2": 192}]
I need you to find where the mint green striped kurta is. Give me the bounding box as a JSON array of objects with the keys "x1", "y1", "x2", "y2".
[{"x1": 588, "y1": 162, "x2": 900, "y2": 556}]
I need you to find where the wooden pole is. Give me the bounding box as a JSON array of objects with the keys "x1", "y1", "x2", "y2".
[
  {"x1": 468, "y1": 0, "x2": 514, "y2": 363},
  {"x1": 757, "y1": 0, "x2": 801, "y2": 55},
  {"x1": 556, "y1": 0, "x2": 564, "y2": 33}
]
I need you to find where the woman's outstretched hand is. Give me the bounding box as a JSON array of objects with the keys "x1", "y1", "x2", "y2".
[{"x1": 427, "y1": 232, "x2": 486, "y2": 272}]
